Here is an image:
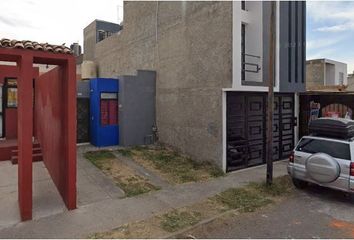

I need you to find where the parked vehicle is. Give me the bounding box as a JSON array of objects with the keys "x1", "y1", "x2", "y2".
[{"x1": 288, "y1": 118, "x2": 354, "y2": 194}]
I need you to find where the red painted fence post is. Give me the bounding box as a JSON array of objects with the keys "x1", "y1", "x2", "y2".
[
  {"x1": 64, "y1": 57, "x2": 77, "y2": 209},
  {"x1": 17, "y1": 53, "x2": 34, "y2": 221}
]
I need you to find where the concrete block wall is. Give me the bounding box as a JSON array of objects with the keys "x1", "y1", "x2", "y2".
[
  {"x1": 93, "y1": 1, "x2": 232, "y2": 167},
  {"x1": 83, "y1": 21, "x2": 97, "y2": 61},
  {"x1": 306, "y1": 60, "x2": 324, "y2": 88}
]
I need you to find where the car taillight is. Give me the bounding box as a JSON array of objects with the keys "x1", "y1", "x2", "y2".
[
  {"x1": 289, "y1": 151, "x2": 294, "y2": 163},
  {"x1": 350, "y1": 162, "x2": 354, "y2": 176}
]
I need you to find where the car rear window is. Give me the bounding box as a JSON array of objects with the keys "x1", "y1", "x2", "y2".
[{"x1": 296, "y1": 138, "x2": 351, "y2": 160}]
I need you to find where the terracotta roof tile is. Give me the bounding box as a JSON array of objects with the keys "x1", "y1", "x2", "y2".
[{"x1": 0, "y1": 38, "x2": 73, "y2": 54}]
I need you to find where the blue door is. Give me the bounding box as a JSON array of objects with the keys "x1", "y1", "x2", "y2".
[{"x1": 90, "y1": 78, "x2": 119, "y2": 147}]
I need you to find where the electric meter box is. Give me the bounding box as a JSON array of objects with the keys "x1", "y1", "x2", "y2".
[{"x1": 90, "y1": 78, "x2": 119, "y2": 147}]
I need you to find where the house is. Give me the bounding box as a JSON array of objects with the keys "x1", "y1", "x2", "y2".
[
  {"x1": 346, "y1": 71, "x2": 354, "y2": 91},
  {"x1": 83, "y1": 19, "x2": 122, "y2": 62},
  {"x1": 82, "y1": 1, "x2": 306, "y2": 172},
  {"x1": 306, "y1": 58, "x2": 348, "y2": 90},
  {"x1": 0, "y1": 39, "x2": 76, "y2": 221}
]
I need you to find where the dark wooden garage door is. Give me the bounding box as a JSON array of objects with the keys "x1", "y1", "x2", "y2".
[
  {"x1": 227, "y1": 92, "x2": 294, "y2": 171},
  {"x1": 273, "y1": 94, "x2": 295, "y2": 160}
]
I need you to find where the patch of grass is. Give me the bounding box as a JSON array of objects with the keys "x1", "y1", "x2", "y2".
[
  {"x1": 248, "y1": 175, "x2": 293, "y2": 197},
  {"x1": 160, "y1": 210, "x2": 202, "y2": 232},
  {"x1": 214, "y1": 188, "x2": 273, "y2": 212},
  {"x1": 132, "y1": 145, "x2": 149, "y2": 151},
  {"x1": 117, "y1": 148, "x2": 133, "y2": 157},
  {"x1": 84, "y1": 150, "x2": 116, "y2": 167},
  {"x1": 213, "y1": 176, "x2": 293, "y2": 213},
  {"x1": 84, "y1": 150, "x2": 159, "y2": 198},
  {"x1": 117, "y1": 179, "x2": 160, "y2": 197},
  {"x1": 130, "y1": 147, "x2": 224, "y2": 184},
  {"x1": 194, "y1": 161, "x2": 225, "y2": 178}
]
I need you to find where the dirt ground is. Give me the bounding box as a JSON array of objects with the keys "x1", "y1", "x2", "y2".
[{"x1": 90, "y1": 196, "x2": 230, "y2": 239}]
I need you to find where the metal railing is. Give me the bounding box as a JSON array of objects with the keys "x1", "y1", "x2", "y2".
[{"x1": 242, "y1": 53, "x2": 261, "y2": 74}]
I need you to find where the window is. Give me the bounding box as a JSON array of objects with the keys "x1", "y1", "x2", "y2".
[
  {"x1": 241, "y1": 0, "x2": 246, "y2": 10},
  {"x1": 296, "y1": 138, "x2": 351, "y2": 160},
  {"x1": 241, "y1": 23, "x2": 246, "y2": 81},
  {"x1": 98, "y1": 30, "x2": 105, "y2": 42},
  {"x1": 106, "y1": 31, "x2": 112, "y2": 38},
  {"x1": 98, "y1": 30, "x2": 113, "y2": 42},
  {"x1": 339, "y1": 72, "x2": 344, "y2": 85},
  {"x1": 100, "y1": 92, "x2": 118, "y2": 126},
  {"x1": 6, "y1": 78, "x2": 17, "y2": 108}
]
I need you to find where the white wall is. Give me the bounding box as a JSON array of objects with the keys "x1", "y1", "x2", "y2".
[
  {"x1": 244, "y1": 1, "x2": 263, "y2": 83},
  {"x1": 324, "y1": 59, "x2": 348, "y2": 86},
  {"x1": 232, "y1": 1, "x2": 280, "y2": 92}
]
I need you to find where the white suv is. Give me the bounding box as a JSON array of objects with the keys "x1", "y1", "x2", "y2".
[{"x1": 288, "y1": 118, "x2": 354, "y2": 193}]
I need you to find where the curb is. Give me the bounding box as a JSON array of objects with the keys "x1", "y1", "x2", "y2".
[{"x1": 162, "y1": 210, "x2": 238, "y2": 239}]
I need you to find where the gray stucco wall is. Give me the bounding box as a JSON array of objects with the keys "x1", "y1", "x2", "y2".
[
  {"x1": 119, "y1": 70, "x2": 156, "y2": 146},
  {"x1": 278, "y1": 1, "x2": 306, "y2": 92},
  {"x1": 83, "y1": 21, "x2": 97, "y2": 61},
  {"x1": 77, "y1": 80, "x2": 90, "y2": 98},
  {"x1": 93, "y1": 1, "x2": 232, "y2": 167}
]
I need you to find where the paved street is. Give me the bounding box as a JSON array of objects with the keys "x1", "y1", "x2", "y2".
[{"x1": 181, "y1": 184, "x2": 354, "y2": 239}]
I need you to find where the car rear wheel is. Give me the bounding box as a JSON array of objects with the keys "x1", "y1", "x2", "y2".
[{"x1": 292, "y1": 178, "x2": 308, "y2": 189}]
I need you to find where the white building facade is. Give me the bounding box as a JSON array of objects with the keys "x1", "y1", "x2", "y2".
[{"x1": 223, "y1": 1, "x2": 306, "y2": 171}]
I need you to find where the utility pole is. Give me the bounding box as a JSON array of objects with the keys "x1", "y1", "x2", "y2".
[{"x1": 266, "y1": 1, "x2": 276, "y2": 185}]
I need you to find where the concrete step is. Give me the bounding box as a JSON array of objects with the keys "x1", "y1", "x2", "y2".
[
  {"x1": 11, "y1": 153, "x2": 43, "y2": 165},
  {"x1": 11, "y1": 147, "x2": 42, "y2": 156}
]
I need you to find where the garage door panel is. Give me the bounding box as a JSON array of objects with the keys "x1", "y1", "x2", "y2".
[
  {"x1": 276, "y1": 95, "x2": 294, "y2": 159},
  {"x1": 248, "y1": 96, "x2": 264, "y2": 114},
  {"x1": 273, "y1": 121, "x2": 280, "y2": 137},
  {"x1": 248, "y1": 122, "x2": 264, "y2": 140},
  {"x1": 227, "y1": 92, "x2": 294, "y2": 171},
  {"x1": 228, "y1": 127, "x2": 246, "y2": 139},
  {"x1": 273, "y1": 144, "x2": 280, "y2": 159}
]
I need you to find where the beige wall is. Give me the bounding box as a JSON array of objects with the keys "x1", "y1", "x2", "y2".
[
  {"x1": 92, "y1": 1, "x2": 232, "y2": 166},
  {"x1": 306, "y1": 60, "x2": 324, "y2": 88},
  {"x1": 84, "y1": 21, "x2": 97, "y2": 61},
  {"x1": 347, "y1": 73, "x2": 354, "y2": 91}
]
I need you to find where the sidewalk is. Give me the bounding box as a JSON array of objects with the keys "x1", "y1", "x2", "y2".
[
  {"x1": 0, "y1": 148, "x2": 125, "y2": 230},
  {"x1": 0, "y1": 159, "x2": 288, "y2": 238}
]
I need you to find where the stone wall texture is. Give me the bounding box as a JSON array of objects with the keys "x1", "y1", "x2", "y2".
[
  {"x1": 93, "y1": 1, "x2": 233, "y2": 167},
  {"x1": 306, "y1": 60, "x2": 324, "y2": 88}
]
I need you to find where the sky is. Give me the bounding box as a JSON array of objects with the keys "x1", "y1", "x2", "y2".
[
  {"x1": 0, "y1": 0, "x2": 123, "y2": 47},
  {"x1": 307, "y1": 1, "x2": 354, "y2": 73}
]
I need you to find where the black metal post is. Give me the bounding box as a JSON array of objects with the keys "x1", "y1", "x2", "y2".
[{"x1": 266, "y1": 1, "x2": 276, "y2": 185}]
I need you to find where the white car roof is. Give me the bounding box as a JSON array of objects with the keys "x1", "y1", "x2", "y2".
[{"x1": 300, "y1": 135, "x2": 350, "y2": 144}]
